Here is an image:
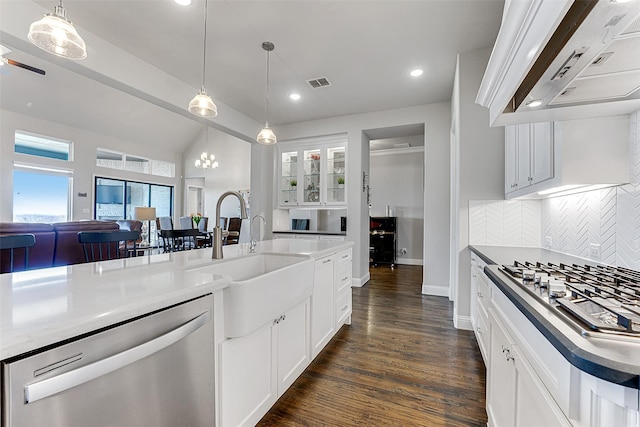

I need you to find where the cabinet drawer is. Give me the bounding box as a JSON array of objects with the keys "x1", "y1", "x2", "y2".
[
  {"x1": 477, "y1": 272, "x2": 491, "y2": 319},
  {"x1": 336, "y1": 262, "x2": 352, "y2": 294},
  {"x1": 336, "y1": 248, "x2": 352, "y2": 265},
  {"x1": 336, "y1": 290, "x2": 352, "y2": 327},
  {"x1": 475, "y1": 308, "x2": 490, "y2": 365}
]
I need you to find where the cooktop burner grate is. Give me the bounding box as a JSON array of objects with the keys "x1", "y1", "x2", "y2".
[{"x1": 499, "y1": 261, "x2": 640, "y2": 341}]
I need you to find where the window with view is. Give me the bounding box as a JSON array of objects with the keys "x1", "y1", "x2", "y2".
[
  {"x1": 15, "y1": 131, "x2": 72, "y2": 161},
  {"x1": 13, "y1": 168, "x2": 71, "y2": 223},
  {"x1": 95, "y1": 177, "x2": 173, "y2": 246}
]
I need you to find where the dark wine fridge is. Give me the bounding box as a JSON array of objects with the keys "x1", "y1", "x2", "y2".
[{"x1": 369, "y1": 216, "x2": 397, "y2": 268}]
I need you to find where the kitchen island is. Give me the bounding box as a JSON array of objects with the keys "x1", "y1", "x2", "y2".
[
  {"x1": 1, "y1": 238, "x2": 353, "y2": 427},
  {"x1": 470, "y1": 245, "x2": 640, "y2": 427}
]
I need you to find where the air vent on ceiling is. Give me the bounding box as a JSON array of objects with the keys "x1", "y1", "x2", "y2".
[
  {"x1": 307, "y1": 77, "x2": 331, "y2": 88},
  {"x1": 621, "y1": 15, "x2": 640, "y2": 36}
]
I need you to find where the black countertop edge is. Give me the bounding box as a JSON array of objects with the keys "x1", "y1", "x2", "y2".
[
  {"x1": 484, "y1": 266, "x2": 640, "y2": 389},
  {"x1": 469, "y1": 245, "x2": 497, "y2": 265},
  {"x1": 272, "y1": 230, "x2": 346, "y2": 236}
]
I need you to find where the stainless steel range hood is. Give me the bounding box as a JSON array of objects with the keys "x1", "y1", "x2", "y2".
[
  {"x1": 477, "y1": 0, "x2": 640, "y2": 126},
  {"x1": 513, "y1": 0, "x2": 640, "y2": 113}
]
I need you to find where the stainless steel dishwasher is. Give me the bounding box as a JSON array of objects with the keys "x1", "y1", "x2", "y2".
[{"x1": 2, "y1": 294, "x2": 215, "y2": 427}]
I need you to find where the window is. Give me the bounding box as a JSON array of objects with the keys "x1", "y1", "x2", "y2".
[
  {"x1": 13, "y1": 168, "x2": 71, "y2": 223},
  {"x1": 96, "y1": 148, "x2": 175, "y2": 178},
  {"x1": 95, "y1": 177, "x2": 173, "y2": 245},
  {"x1": 15, "y1": 131, "x2": 72, "y2": 161}
]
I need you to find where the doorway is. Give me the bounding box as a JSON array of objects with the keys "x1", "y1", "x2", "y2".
[{"x1": 187, "y1": 185, "x2": 203, "y2": 217}]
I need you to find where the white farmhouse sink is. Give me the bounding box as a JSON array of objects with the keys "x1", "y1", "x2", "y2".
[{"x1": 188, "y1": 253, "x2": 313, "y2": 337}]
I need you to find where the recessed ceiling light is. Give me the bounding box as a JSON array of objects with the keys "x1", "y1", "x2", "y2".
[
  {"x1": 410, "y1": 69, "x2": 423, "y2": 77},
  {"x1": 526, "y1": 99, "x2": 544, "y2": 108},
  {"x1": 174, "y1": 0, "x2": 192, "y2": 5},
  {"x1": 289, "y1": 93, "x2": 301, "y2": 101}
]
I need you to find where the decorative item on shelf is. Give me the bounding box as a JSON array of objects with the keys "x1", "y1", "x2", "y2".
[
  {"x1": 337, "y1": 177, "x2": 345, "y2": 188},
  {"x1": 188, "y1": 0, "x2": 218, "y2": 118},
  {"x1": 134, "y1": 206, "x2": 156, "y2": 247},
  {"x1": 290, "y1": 179, "x2": 297, "y2": 189},
  {"x1": 28, "y1": 0, "x2": 87, "y2": 60},
  {"x1": 257, "y1": 41, "x2": 277, "y2": 145},
  {"x1": 190, "y1": 212, "x2": 202, "y2": 227}
]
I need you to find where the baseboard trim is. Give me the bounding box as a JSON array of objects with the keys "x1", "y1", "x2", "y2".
[
  {"x1": 455, "y1": 315, "x2": 473, "y2": 331},
  {"x1": 421, "y1": 283, "x2": 449, "y2": 296},
  {"x1": 352, "y1": 271, "x2": 370, "y2": 288},
  {"x1": 397, "y1": 258, "x2": 423, "y2": 266}
]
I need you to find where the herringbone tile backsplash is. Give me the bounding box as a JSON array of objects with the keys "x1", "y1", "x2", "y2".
[{"x1": 469, "y1": 183, "x2": 640, "y2": 269}]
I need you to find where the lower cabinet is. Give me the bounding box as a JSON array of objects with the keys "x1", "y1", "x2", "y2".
[
  {"x1": 311, "y1": 255, "x2": 335, "y2": 358},
  {"x1": 487, "y1": 309, "x2": 570, "y2": 427},
  {"x1": 220, "y1": 299, "x2": 310, "y2": 427}
]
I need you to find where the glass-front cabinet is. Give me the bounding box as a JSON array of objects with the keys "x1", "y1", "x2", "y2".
[
  {"x1": 277, "y1": 135, "x2": 347, "y2": 208},
  {"x1": 279, "y1": 151, "x2": 298, "y2": 207}
]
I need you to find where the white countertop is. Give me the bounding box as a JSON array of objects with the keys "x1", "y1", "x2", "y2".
[{"x1": 0, "y1": 239, "x2": 352, "y2": 360}]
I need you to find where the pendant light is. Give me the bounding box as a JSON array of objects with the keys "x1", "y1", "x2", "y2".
[
  {"x1": 28, "y1": 0, "x2": 87, "y2": 60},
  {"x1": 257, "y1": 41, "x2": 277, "y2": 145},
  {"x1": 188, "y1": 0, "x2": 217, "y2": 118}
]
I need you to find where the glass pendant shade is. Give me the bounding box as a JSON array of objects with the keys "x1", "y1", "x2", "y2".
[
  {"x1": 28, "y1": 5, "x2": 87, "y2": 60},
  {"x1": 189, "y1": 87, "x2": 218, "y2": 117},
  {"x1": 257, "y1": 126, "x2": 277, "y2": 145}
]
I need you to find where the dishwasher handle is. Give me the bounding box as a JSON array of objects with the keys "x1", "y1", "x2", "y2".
[{"x1": 24, "y1": 310, "x2": 211, "y2": 404}]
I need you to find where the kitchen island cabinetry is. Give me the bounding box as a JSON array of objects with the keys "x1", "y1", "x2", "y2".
[
  {"x1": 311, "y1": 254, "x2": 335, "y2": 358},
  {"x1": 219, "y1": 298, "x2": 311, "y2": 427},
  {"x1": 470, "y1": 252, "x2": 490, "y2": 364}
]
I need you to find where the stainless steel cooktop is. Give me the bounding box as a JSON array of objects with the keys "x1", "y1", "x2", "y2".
[{"x1": 500, "y1": 261, "x2": 640, "y2": 342}]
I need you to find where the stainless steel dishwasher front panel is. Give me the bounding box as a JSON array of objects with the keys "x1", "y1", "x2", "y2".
[{"x1": 2, "y1": 294, "x2": 215, "y2": 427}]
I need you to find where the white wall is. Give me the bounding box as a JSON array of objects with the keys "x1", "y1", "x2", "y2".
[
  {"x1": 0, "y1": 109, "x2": 183, "y2": 222},
  {"x1": 453, "y1": 48, "x2": 506, "y2": 329},
  {"x1": 250, "y1": 103, "x2": 451, "y2": 289},
  {"x1": 182, "y1": 126, "x2": 252, "y2": 242},
  {"x1": 370, "y1": 149, "x2": 424, "y2": 264}
]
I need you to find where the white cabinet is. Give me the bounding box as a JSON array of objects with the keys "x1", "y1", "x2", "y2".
[
  {"x1": 470, "y1": 253, "x2": 490, "y2": 364},
  {"x1": 277, "y1": 135, "x2": 347, "y2": 208},
  {"x1": 487, "y1": 309, "x2": 571, "y2": 427},
  {"x1": 505, "y1": 122, "x2": 554, "y2": 194},
  {"x1": 311, "y1": 255, "x2": 335, "y2": 358},
  {"x1": 310, "y1": 248, "x2": 352, "y2": 358},
  {"x1": 220, "y1": 299, "x2": 310, "y2": 427},
  {"x1": 334, "y1": 248, "x2": 352, "y2": 328}
]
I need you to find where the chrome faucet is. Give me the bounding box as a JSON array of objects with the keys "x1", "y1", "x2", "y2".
[
  {"x1": 212, "y1": 191, "x2": 248, "y2": 259},
  {"x1": 249, "y1": 215, "x2": 266, "y2": 253}
]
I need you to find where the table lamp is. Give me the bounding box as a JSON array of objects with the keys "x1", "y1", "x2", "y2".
[{"x1": 134, "y1": 207, "x2": 156, "y2": 246}]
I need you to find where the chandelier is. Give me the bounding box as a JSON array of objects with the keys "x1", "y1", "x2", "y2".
[{"x1": 195, "y1": 151, "x2": 219, "y2": 169}]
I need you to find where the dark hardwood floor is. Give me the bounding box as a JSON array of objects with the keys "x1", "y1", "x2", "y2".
[{"x1": 258, "y1": 264, "x2": 488, "y2": 426}]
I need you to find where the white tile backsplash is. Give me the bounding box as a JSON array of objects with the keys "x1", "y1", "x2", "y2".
[{"x1": 469, "y1": 200, "x2": 540, "y2": 247}]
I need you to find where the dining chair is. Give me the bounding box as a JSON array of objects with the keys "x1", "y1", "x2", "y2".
[
  {"x1": 78, "y1": 230, "x2": 140, "y2": 262},
  {"x1": 156, "y1": 217, "x2": 175, "y2": 252},
  {"x1": 226, "y1": 217, "x2": 242, "y2": 245},
  {"x1": 0, "y1": 234, "x2": 36, "y2": 273},
  {"x1": 196, "y1": 217, "x2": 211, "y2": 248}
]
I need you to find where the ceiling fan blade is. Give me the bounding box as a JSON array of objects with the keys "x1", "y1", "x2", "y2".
[{"x1": 6, "y1": 59, "x2": 46, "y2": 76}]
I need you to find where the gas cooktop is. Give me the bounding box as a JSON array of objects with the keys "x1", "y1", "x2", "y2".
[{"x1": 500, "y1": 261, "x2": 640, "y2": 342}]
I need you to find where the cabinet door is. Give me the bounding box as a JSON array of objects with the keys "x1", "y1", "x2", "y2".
[
  {"x1": 512, "y1": 344, "x2": 572, "y2": 427},
  {"x1": 487, "y1": 310, "x2": 516, "y2": 427},
  {"x1": 311, "y1": 256, "x2": 335, "y2": 358},
  {"x1": 220, "y1": 322, "x2": 277, "y2": 427},
  {"x1": 277, "y1": 299, "x2": 311, "y2": 394},
  {"x1": 516, "y1": 124, "x2": 531, "y2": 190},
  {"x1": 302, "y1": 149, "x2": 322, "y2": 206},
  {"x1": 325, "y1": 146, "x2": 346, "y2": 205},
  {"x1": 279, "y1": 150, "x2": 299, "y2": 207},
  {"x1": 505, "y1": 126, "x2": 518, "y2": 193},
  {"x1": 531, "y1": 122, "x2": 553, "y2": 184}
]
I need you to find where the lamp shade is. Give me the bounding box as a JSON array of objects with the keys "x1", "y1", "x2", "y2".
[
  {"x1": 134, "y1": 207, "x2": 157, "y2": 221},
  {"x1": 28, "y1": 5, "x2": 87, "y2": 60},
  {"x1": 189, "y1": 88, "x2": 218, "y2": 117},
  {"x1": 257, "y1": 126, "x2": 277, "y2": 145}
]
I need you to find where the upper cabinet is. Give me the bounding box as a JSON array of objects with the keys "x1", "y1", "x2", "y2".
[
  {"x1": 505, "y1": 122, "x2": 554, "y2": 194},
  {"x1": 477, "y1": 0, "x2": 640, "y2": 127},
  {"x1": 504, "y1": 116, "x2": 631, "y2": 199},
  {"x1": 277, "y1": 134, "x2": 347, "y2": 209}
]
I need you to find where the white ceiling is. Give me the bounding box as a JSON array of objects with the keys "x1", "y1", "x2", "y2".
[{"x1": 0, "y1": 0, "x2": 504, "y2": 151}]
